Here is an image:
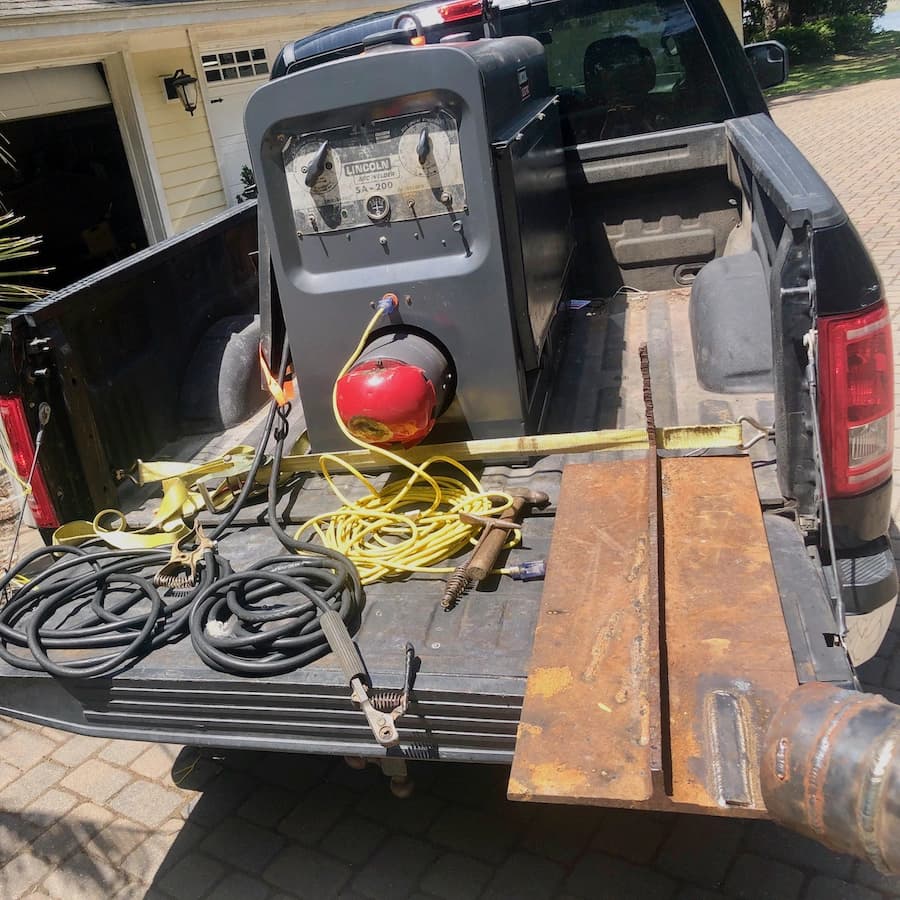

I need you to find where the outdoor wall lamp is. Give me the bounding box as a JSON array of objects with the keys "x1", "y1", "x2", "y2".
[{"x1": 163, "y1": 69, "x2": 199, "y2": 116}]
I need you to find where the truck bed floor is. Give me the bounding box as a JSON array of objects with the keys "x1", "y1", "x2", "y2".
[{"x1": 0, "y1": 289, "x2": 779, "y2": 762}]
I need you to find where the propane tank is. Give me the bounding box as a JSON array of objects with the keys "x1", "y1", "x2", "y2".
[{"x1": 336, "y1": 331, "x2": 452, "y2": 448}]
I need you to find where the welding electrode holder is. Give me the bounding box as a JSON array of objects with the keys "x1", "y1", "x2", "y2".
[
  {"x1": 441, "y1": 489, "x2": 550, "y2": 609},
  {"x1": 320, "y1": 610, "x2": 412, "y2": 747}
]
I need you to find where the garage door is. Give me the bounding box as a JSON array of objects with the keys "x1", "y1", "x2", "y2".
[
  {"x1": 0, "y1": 64, "x2": 110, "y2": 122},
  {"x1": 201, "y1": 43, "x2": 281, "y2": 207}
]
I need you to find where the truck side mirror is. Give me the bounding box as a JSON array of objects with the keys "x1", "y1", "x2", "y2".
[{"x1": 744, "y1": 40, "x2": 789, "y2": 90}]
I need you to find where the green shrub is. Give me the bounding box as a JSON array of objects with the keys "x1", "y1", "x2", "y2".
[
  {"x1": 771, "y1": 22, "x2": 835, "y2": 63},
  {"x1": 815, "y1": 0, "x2": 885, "y2": 16},
  {"x1": 827, "y1": 14, "x2": 875, "y2": 53}
]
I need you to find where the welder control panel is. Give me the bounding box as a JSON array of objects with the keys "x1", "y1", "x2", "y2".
[{"x1": 282, "y1": 108, "x2": 467, "y2": 235}]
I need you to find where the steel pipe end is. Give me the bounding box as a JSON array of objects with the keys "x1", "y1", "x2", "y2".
[{"x1": 761, "y1": 682, "x2": 900, "y2": 875}]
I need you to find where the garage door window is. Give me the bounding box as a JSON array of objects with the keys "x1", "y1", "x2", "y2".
[{"x1": 202, "y1": 48, "x2": 268, "y2": 83}]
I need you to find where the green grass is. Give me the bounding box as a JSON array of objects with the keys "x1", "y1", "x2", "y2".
[{"x1": 766, "y1": 29, "x2": 900, "y2": 97}]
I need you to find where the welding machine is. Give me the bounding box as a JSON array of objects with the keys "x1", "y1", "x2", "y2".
[{"x1": 245, "y1": 33, "x2": 573, "y2": 451}]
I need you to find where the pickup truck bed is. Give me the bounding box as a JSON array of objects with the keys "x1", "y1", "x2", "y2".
[{"x1": 0, "y1": 288, "x2": 850, "y2": 764}]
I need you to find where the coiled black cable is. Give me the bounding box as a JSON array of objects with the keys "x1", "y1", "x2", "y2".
[
  {"x1": 0, "y1": 543, "x2": 216, "y2": 677},
  {"x1": 188, "y1": 554, "x2": 361, "y2": 676},
  {"x1": 189, "y1": 339, "x2": 363, "y2": 676},
  {"x1": 0, "y1": 336, "x2": 365, "y2": 679}
]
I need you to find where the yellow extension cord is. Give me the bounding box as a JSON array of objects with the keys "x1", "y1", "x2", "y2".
[{"x1": 297, "y1": 309, "x2": 518, "y2": 585}]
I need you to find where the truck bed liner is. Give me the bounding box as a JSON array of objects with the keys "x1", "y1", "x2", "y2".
[{"x1": 0, "y1": 289, "x2": 807, "y2": 763}]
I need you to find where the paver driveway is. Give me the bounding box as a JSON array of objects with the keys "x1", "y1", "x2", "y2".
[{"x1": 1, "y1": 78, "x2": 900, "y2": 900}]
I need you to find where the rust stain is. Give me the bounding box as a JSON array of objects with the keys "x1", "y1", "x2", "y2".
[
  {"x1": 507, "y1": 777, "x2": 532, "y2": 800},
  {"x1": 509, "y1": 460, "x2": 656, "y2": 806},
  {"x1": 518, "y1": 723, "x2": 543, "y2": 738},
  {"x1": 625, "y1": 534, "x2": 648, "y2": 583},
  {"x1": 662, "y1": 456, "x2": 798, "y2": 813},
  {"x1": 583, "y1": 610, "x2": 623, "y2": 682},
  {"x1": 529, "y1": 762, "x2": 589, "y2": 793},
  {"x1": 529, "y1": 666, "x2": 573, "y2": 699}
]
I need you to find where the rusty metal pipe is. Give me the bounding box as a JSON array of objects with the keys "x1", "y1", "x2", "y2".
[{"x1": 760, "y1": 682, "x2": 900, "y2": 874}]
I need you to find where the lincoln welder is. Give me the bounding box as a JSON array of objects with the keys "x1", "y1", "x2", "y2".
[{"x1": 245, "y1": 30, "x2": 573, "y2": 451}]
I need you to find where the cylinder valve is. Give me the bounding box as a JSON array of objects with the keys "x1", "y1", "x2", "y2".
[{"x1": 336, "y1": 331, "x2": 452, "y2": 448}]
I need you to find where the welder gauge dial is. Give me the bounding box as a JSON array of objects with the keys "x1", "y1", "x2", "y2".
[
  {"x1": 291, "y1": 140, "x2": 340, "y2": 195},
  {"x1": 398, "y1": 115, "x2": 452, "y2": 177}
]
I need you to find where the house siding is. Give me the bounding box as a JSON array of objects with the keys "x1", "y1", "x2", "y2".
[
  {"x1": 131, "y1": 46, "x2": 226, "y2": 233},
  {"x1": 721, "y1": 0, "x2": 743, "y2": 39},
  {"x1": 0, "y1": 0, "x2": 743, "y2": 240}
]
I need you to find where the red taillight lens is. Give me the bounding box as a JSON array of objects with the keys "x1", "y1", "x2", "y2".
[
  {"x1": 436, "y1": 0, "x2": 484, "y2": 22},
  {"x1": 0, "y1": 395, "x2": 59, "y2": 528},
  {"x1": 818, "y1": 300, "x2": 894, "y2": 498}
]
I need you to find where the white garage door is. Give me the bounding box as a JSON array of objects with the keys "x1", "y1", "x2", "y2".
[
  {"x1": 201, "y1": 43, "x2": 282, "y2": 207},
  {"x1": 0, "y1": 64, "x2": 110, "y2": 122}
]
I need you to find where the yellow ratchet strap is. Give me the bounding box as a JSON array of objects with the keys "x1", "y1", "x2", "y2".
[{"x1": 53, "y1": 434, "x2": 311, "y2": 549}]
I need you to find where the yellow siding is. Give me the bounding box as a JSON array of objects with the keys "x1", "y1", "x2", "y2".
[
  {"x1": 720, "y1": 0, "x2": 743, "y2": 39},
  {"x1": 131, "y1": 47, "x2": 226, "y2": 234},
  {"x1": 133, "y1": 0, "x2": 741, "y2": 236}
]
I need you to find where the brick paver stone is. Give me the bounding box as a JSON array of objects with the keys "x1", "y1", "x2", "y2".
[
  {"x1": 202, "y1": 871, "x2": 270, "y2": 900},
  {"x1": 0, "y1": 852, "x2": 50, "y2": 900},
  {"x1": 2, "y1": 762, "x2": 66, "y2": 813},
  {"x1": 29, "y1": 801, "x2": 115, "y2": 864},
  {"x1": 60, "y1": 759, "x2": 132, "y2": 805},
  {"x1": 42, "y1": 850, "x2": 128, "y2": 900},
  {"x1": 482, "y1": 850, "x2": 566, "y2": 900},
  {"x1": 107, "y1": 780, "x2": 185, "y2": 829},
  {"x1": 350, "y1": 834, "x2": 437, "y2": 899},
  {"x1": 263, "y1": 843, "x2": 352, "y2": 897},
  {"x1": 156, "y1": 851, "x2": 225, "y2": 899},
  {"x1": 49, "y1": 735, "x2": 105, "y2": 768},
  {"x1": 723, "y1": 852, "x2": 805, "y2": 900},
  {"x1": 419, "y1": 851, "x2": 493, "y2": 900},
  {"x1": 806, "y1": 875, "x2": 883, "y2": 900},
  {"x1": 567, "y1": 852, "x2": 678, "y2": 899},
  {"x1": 0, "y1": 730, "x2": 56, "y2": 771},
  {"x1": 128, "y1": 744, "x2": 181, "y2": 780}
]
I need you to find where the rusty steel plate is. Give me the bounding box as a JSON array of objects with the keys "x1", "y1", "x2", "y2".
[
  {"x1": 661, "y1": 455, "x2": 798, "y2": 813},
  {"x1": 508, "y1": 458, "x2": 659, "y2": 805}
]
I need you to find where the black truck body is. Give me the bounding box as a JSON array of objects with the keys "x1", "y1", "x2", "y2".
[{"x1": 0, "y1": 0, "x2": 896, "y2": 769}]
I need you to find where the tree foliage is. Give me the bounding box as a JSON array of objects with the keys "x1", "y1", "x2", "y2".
[
  {"x1": 745, "y1": 0, "x2": 887, "y2": 34},
  {"x1": 0, "y1": 138, "x2": 51, "y2": 314}
]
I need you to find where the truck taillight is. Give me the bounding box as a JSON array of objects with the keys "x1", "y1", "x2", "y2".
[
  {"x1": 436, "y1": 0, "x2": 484, "y2": 22},
  {"x1": 0, "y1": 395, "x2": 59, "y2": 528},
  {"x1": 818, "y1": 300, "x2": 894, "y2": 499}
]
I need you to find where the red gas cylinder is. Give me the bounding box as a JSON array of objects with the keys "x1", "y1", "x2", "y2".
[{"x1": 336, "y1": 331, "x2": 452, "y2": 448}]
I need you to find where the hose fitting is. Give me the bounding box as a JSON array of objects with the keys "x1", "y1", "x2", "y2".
[{"x1": 376, "y1": 293, "x2": 399, "y2": 316}]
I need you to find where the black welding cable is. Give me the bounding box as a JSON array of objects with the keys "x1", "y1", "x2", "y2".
[
  {"x1": 188, "y1": 556, "x2": 359, "y2": 675},
  {"x1": 0, "y1": 340, "x2": 364, "y2": 679},
  {"x1": 0, "y1": 543, "x2": 217, "y2": 677},
  {"x1": 209, "y1": 340, "x2": 292, "y2": 540},
  {"x1": 266, "y1": 398, "x2": 362, "y2": 598},
  {"x1": 186, "y1": 335, "x2": 364, "y2": 676}
]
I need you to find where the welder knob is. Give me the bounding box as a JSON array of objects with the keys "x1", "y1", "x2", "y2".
[
  {"x1": 416, "y1": 127, "x2": 431, "y2": 164},
  {"x1": 304, "y1": 140, "x2": 331, "y2": 188},
  {"x1": 336, "y1": 331, "x2": 452, "y2": 448}
]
